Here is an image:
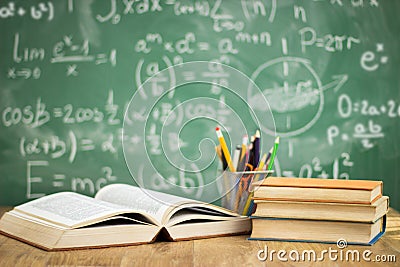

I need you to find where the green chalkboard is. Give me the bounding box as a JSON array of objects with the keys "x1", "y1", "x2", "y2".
[{"x1": 0, "y1": 0, "x2": 399, "y2": 210}]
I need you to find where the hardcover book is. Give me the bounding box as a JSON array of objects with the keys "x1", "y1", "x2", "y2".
[
  {"x1": 0, "y1": 184, "x2": 251, "y2": 250},
  {"x1": 252, "y1": 177, "x2": 382, "y2": 204},
  {"x1": 253, "y1": 196, "x2": 389, "y2": 222},
  {"x1": 249, "y1": 216, "x2": 386, "y2": 245}
]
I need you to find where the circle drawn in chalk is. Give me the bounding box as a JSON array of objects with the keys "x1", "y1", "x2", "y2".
[{"x1": 248, "y1": 57, "x2": 324, "y2": 138}]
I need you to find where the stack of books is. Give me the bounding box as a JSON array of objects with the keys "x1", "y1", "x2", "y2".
[{"x1": 249, "y1": 177, "x2": 389, "y2": 245}]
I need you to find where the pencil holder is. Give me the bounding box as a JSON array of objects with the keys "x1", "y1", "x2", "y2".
[{"x1": 218, "y1": 170, "x2": 272, "y2": 215}]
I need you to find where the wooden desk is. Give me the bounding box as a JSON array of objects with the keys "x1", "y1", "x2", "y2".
[{"x1": 0, "y1": 207, "x2": 399, "y2": 266}]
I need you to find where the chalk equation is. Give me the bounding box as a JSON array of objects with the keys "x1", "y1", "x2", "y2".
[
  {"x1": 26, "y1": 161, "x2": 117, "y2": 198},
  {"x1": 276, "y1": 153, "x2": 354, "y2": 180},
  {"x1": 8, "y1": 33, "x2": 116, "y2": 78},
  {"x1": 0, "y1": 1, "x2": 54, "y2": 21},
  {"x1": 0, "y1": 0, "x2": 398, "y2": 206},
  {"x1": 1, "y1": 91, "x2": 120, "y2": 128}
]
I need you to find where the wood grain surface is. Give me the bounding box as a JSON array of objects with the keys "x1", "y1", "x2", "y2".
[{"x1": 0, "y1": 207, "x2": 398, "y2": 266}]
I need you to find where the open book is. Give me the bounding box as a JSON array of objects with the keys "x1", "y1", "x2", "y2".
[{"x1": 0, "y1": 184, "x2": 251, "y2": 250}]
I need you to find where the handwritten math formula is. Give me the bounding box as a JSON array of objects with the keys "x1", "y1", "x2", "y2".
[{"x1": 0, "y1": 0, "x2": 399, "y2": 206}]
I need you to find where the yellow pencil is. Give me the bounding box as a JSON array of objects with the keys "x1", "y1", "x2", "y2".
[
  {"x1": 216, "y1": 127, "x2": 236, "y2": 172},
  {"x1": 255, "y1": 153, "x2": 267, "y2": 176},
  {"x1": 242, "y1": 153, "x2": 267, "y2": 215},
  {"x1": 241, "y1": 192, "x2": 254, "y2": 216}
]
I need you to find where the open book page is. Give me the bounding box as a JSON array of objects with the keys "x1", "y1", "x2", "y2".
[
  {"x1": 166, "y1": 209, "x2": 239, "y2": 227},
  {"x1": 95, "y1": 184, "x2": 201, "y2": 224},
  {"x1": 14, "y1": 192, "x2": 140, "y2": 228},
  {"x1": 9, "y1": 209, "x2": 151, "y2": 229},
  {"x1": 8, "y1": 210, "x2": 70, "y2": 229}
]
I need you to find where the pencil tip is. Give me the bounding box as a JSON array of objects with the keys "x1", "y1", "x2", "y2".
[{"x1": 275, "y1": 136, "x2": 280, "y2": 143}]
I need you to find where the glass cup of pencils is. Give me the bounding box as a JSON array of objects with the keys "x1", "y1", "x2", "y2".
[
  {"x1": 215, "y1": 127, "x2": 279, "y2": 215},
  {"x1": 219, "y1": 170, "x2": 272, "y2": 216}
]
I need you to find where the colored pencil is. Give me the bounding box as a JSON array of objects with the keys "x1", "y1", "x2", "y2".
[{"x1": 216, "y1": 127, "x2": 236, "y2": 172}]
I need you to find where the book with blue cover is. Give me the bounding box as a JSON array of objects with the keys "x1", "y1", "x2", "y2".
[
  {"x1": 249, "y1": 177, "x2": 387, "y2": 245},
  {"x1": 248, "y1": 215, "x2": 386, "y2": 245}
]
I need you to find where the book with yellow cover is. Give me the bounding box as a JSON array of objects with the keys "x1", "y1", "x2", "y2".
[
  {"x1": 0, "y1": 184, "x2": 250, "y2": 251},
  {"x1": 252, "y1": 177, "x2": 382, "y2": 204}
]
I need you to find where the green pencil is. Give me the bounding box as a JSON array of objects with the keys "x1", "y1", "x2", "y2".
[{"x1": 267, "y1": 137, "x2": 280, "y2": 171}]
